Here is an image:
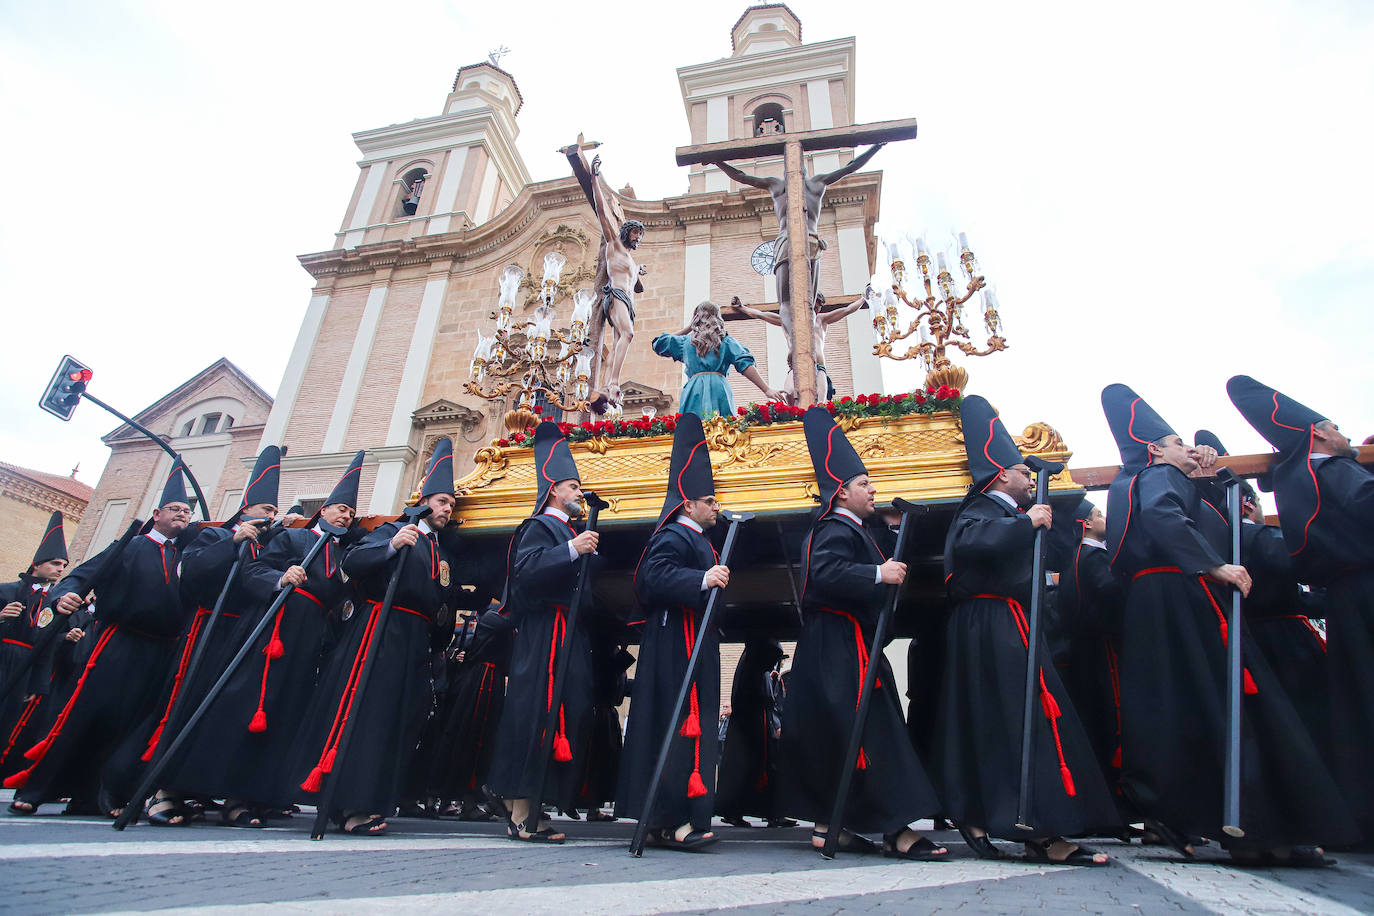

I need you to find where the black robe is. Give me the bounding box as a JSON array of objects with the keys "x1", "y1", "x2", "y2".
[
  {"x1": 1281, "y1": 455, "x2": 1374, "y2": 837},
  {"x1": 486, "y1": 513, "x2": 595, "y2": 808},
  {"x1": 7, "y1": 532, "x2": 192, "y2": 805},
  {"x1": 716, "y1": 641, "x2": 784, "y2": 821},
  {"x1": 935, "y1": 493, "x2": 1119, "y2": 838},
  {"x1": 1110, "y1": 463, "x2": 1356, "y2": 849},
  {"x1": 292, "y1": 521, "x2": 461, "y2": 816},
  {"x1": 1056, "y1": 541, "x2": 1127, "y2": 793},
  {"x1": 616, "y1": 521, "x2": 720, "y2": 831},
  {"x1": 579, "y1": 633, "x2": 632, "y2": 809},
  {"x1": 429, "y1": 612, "x2": 512, "y2": 801},
  {"x1": 163, "y1": 526, "x2": 353, "y2": 806},
  {"x1": 0, "y1": 576, "x2": 62, "y2": 779},
  {"x1": 779, "y1": 511, "x2": 940, "y2": 834}
]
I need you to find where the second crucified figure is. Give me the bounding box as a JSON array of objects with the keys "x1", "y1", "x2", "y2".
[{"x1": 710, "y1": 143, "x2": 886, "y2": 380}]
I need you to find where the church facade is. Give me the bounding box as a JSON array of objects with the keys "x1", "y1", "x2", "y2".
[{"x1": 259, "y1": 5, "x2": 889, "y2": 515}]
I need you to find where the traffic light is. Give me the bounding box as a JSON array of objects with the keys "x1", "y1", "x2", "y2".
[{"x1": 39, "y1": 356, "x2": 93, "y2": 421}]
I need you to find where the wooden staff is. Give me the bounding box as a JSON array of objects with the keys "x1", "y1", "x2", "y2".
[
  {"x1": 629, "y1": 509, "x2": 753, "y2": 857},
  {"x1": 820, "y1": 497, "x2": 922, "y2": 860},
  {"x1": 114, "y1": 518, "x2": 346, "y2": 831},
  {"x1": 1217, "y1": 467, "x2": 1245, "y2": 839},
  {"x1": 1014, "y1": 455, "x2": 1064, "y2": 831}
]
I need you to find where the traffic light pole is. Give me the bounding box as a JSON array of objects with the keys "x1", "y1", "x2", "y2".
[{"x1": 81, "y1": 391, "x2": 211, "y2": 519}]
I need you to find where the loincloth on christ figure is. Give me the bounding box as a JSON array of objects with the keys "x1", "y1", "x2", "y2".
[
  {"x1": 772, "y1": 231, "x2": 824, "y2": 271},
  {"x1": 601, "y1": 284, "x2": 635, "y2": 324}
]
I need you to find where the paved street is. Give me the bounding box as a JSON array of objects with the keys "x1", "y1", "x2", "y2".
[{"x1": 2, "y1": 795, "x2": 1371, "y2": 915}]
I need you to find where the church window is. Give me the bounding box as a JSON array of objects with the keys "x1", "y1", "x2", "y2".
[
  {"x1": 753, "y1": 102, "x2": 785, "y2": 136},
  {"x1": 395, "y1": 167, "x2": 429, "y2": 218},
  {"x1": 180, "y1": 419, "x2": 195, "y2": 437},
  {"x1": 198, "y1": 412, "x2": 222, "y2": 435}
]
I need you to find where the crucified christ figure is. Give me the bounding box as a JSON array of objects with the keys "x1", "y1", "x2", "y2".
[
  {"x1": 711, "y1": 143, "x2": 886, "y2": 377},
  {"x1": 589, "y1": 154, "x2": 645, "y2": 409},
  {"x1": 730, "y1": 285, "x2": 870, "y2": 403}
]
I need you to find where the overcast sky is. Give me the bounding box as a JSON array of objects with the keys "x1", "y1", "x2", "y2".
[{"x1": 2, "y1": 0, "x2": 1370, "y2": 491}]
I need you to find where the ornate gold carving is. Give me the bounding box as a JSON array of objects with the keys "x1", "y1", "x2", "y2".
[
  {"x1": 584, "y1": 436, "x2": 613, "y2": 455},
  {"x1": 924, "y1": 364, "x2": 969, "y2": 392},
  {"x1": 1016, "y1": 422, "x2": 1067, "y2": 456},
  {"x1": 836, "y1": 415, "x2": 862, "y2": 432},
  {"x1": 859, "y1": 440, "x2": 887, "y2": 460},
  {"x1": 456, "y1": 445, "x2": 510, "y2": 493},
  {"x1": 520, "y1": 224, "x2": 597, "y2": 309},
  {"x1": 702, "y1": 416, "x2": 784, "y2": 468}
]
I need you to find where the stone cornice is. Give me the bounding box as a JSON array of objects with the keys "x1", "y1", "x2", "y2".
[
  {"x1": 677, "y1": 36, "x2": 855, "y2": 115},
  {"x1": 249, "y1": 446, "x2": 417, "y2": 473},
  {"x1": 0, "y1": 470, "x2": 89, "y2": 519},
  {"x1": 297, "y1": 172, "x2": 881, "y2": 279}
]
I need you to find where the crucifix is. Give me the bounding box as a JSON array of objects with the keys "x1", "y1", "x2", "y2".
[{"x1": 676, "y1": 117, "x2": 918, "y2": 406}]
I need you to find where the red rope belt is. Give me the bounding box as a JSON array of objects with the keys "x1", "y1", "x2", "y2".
[
  {"x1": 5, "y1": 625, "x2": 120, "y2": 788},
  {"x1": 818, "y1": 607, "x2": 879, "y2": 770},
  {"x1": 974, "y1": 594, "x2": 1076, "y2": 797},
  {"x1": 545, "y1": 605, "x2": 573, "y2": 763},
  {"x1": 2, "y1": 639, "x2": 33, "y2": 650},
  {"x1": 678, "y1": 608, "x2": 708, "y2": 797},
  {"x1": 1132, "y1": 567, "x2": 1257, "y2": 694}
]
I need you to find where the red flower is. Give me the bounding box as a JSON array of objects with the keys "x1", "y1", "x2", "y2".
[
  {"x1": 936, "y1": 385, "x2": 951, "y2": 400},
  {"x1": 737, "y1": 406, "x2": 747, "y2": 416},
  {"x1": 665, "y1": 418, "x2": 677, "y2": 431},
  {"x1": 532, "y1": 404, "x2": 543, "y2": 414},
  {"x1": 497, "y1": 438, "x2": 510, "y2": 447},
  {"x1": 926, "y1": 385, "x2": 938, "y2": 394},
  {"x1": 949, "y1": 387, "x2": 961, "y2": 398},
  {"x1": 827, "y1": 401, "x2": 838, "y2": 414},
  {"x1": 511, "y1": 432, "x2": 525, "y2": 443},
  {"x1": 840, "y1": 396, "x2": 853, "y2": 405},
  {"x1": 913, "y1": 391, "x2": 926, "y2": 404},
  {"x1": 856, "y1": 394, "x2": 868, "y2": 406}
]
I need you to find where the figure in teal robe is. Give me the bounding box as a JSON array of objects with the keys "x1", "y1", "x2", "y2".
[{"x1": 652, "y1": 333, "x2": 759, "y2": 418}]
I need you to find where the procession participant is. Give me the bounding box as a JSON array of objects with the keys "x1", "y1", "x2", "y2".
[
  {"x1": 130, "y1": 445, "x2": 283, "y2": 825},
  {"x1": 1102, "y1": 382, "x2": 1355, "y2": 864},
  {"x1": 296, "y1": 439, "x2": 466, "y2": 836},
  {"x1": 157, "y1": 451, "x2": 363, "y2": 828},
  {"x1": 485, "y1": 421, "x2": 599, "y2": 844},
  {"x1": 1227, "y1": 374, "x2": 1373, "y2": 839},
  {"x1": 430, "y1": 605, "x2": 513, "y2": 819},
  {"x1": 616, "y1": 413, "x2": 727, "y2": 850},
  {"x1": 1054, "y1": 500, "x2": 1129, "y2": 797},
  {"x1": 5, "y1": 461, "x2": 197, "y2": 816},
  {"x1": 0, "y1": 513, "x2": 69, "y2": 781},
  {"x1": 579, "y1": 631, "x2": 633, "y2": 821},
  {"x1": 716, "y1": 637, "x2": 786, "y2": 828},
  {"x1": 935, "y1": 396, "x2": 1116, "y2": 865},
  {"x1": 651, "y1": 300, "x2": 781, "y2": 417},
  {"x1": 780, "y1": 406, "x2": 947, "y2": 860}
]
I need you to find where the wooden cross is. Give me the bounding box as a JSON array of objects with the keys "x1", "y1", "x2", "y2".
[{"x1": 676, "y1": 117, "x2": 918, "y2": 406}]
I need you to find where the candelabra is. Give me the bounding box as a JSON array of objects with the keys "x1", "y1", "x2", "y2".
[
  {"x1": 871, "y1": 232, "x2": 1008, "y2": 391},
  {"x1": 464, "y1": 254, "x2": 595, "y2": 435}
]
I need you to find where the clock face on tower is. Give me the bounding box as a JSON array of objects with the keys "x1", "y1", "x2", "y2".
[{"x1": 750, "y1": 240, "x2": 776, "y2": 275}]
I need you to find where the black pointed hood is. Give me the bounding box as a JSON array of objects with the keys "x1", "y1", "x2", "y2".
[
  {"x1": 239, "y1": 446, "x2": 281, "y2": 512},
  {"x1": 1101, "y1": 383, "x2": 1176, "y2": 469},
  {"x1": 159, "y1": 456, "x2": 190, "y2": 508},
  {"x1": 1226, "y1": 375, "x2": 1328, "y2": 457},
  {"x1": 532, "y1": 421, "x2": 579, "y2": 514},
  {"x1": 419, "y1": 438, "x2": 456, "y2": 499},
  {"x1": 803, "y1": 406, "x2": 868, "y2": 517},
  {"x1": 1193, "y1": 429, "x2": 1229, "y2": 457},
  {"x1": 657, "y1": 413, "x2": 716, "y2": 528},
  {"x1": 32, "y1": 511, "x2": 67, "y2": 566},
  {"x1": 1227, "y1": 375, "x2": 1333, "y2": 564},
  {"x1": 959, "y1": 395, "x2": 1025, "y2": 493},
  {"x1": 326, "y1": 451, "x2": 365, "y2": 509}
]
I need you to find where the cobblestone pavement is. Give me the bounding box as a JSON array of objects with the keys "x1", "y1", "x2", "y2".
[{"x1": 2, "y1": 793, "x2": 1371, "y2": 915}]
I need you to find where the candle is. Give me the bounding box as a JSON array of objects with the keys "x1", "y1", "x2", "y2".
[
  {"x1": 542, "y1": 251, "x2": 567, "y2": 285},
  {"x1": 498, "y1": 264, "x2": 524, "y2": 305},
  {"x1": 915, "y1": 234, "x2": 928, "y2": 256},
  {"x1": 886, "y1": 239, "x2": 903, "y2": 262},
  {"x1": 957, "y1": 231, "x2": 970, "y2": 252}
]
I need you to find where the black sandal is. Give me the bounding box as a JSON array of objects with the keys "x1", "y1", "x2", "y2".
[
  {"x1": 509, "y1": 818, "x2": 565, "y2": 844},
  {"x1": 341, "y1": 814, "x2": 388, "y2": 836},
  {"x1": 956, "y1": 824, "x2": 1005, "y2": 860},
  {"x1": 1024, "y1": 837, "x2": 1108, "y2": 867},
  {"x1": 1143, "y1": 818, "x2": 1194, "y2": 857},
  {"x1": 146, "y1": 798, "x2": 188, "y2": 827},
  {"x1": 811, "y1": 828, "x2": 878, "y2": 854},
  {"x1": 883, "y1": 831, "x2": 951, "y2": 861},
  {"x1": 658, "y1": 827, "x2": 718, "y2": 851},
  {"x1": 221, "y1": 806, "x2": 264, "y2": 828}
]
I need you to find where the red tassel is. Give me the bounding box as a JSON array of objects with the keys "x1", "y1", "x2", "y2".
[
  {"x1": 553, "y1": 733, "x2": 573, "y2": 762},
  {"x1": 679, "y1": 712, "x2": 701, "y2": 739},
  {"x1": 1060, "y1": 764, "x2": 1076, "y2": 796},
  {"x1": 300, "y1": 767, "x2": 323, "y2": 793},
  {"x1": 1111, "y1": 746, "x2": 1122, "y2": 768},
  {"x1": 323, "y1": 748, "x2": 337, "y2": 772},
  {"x1": 856, "y1": 747, "x2": 868, "y2": 770},
  {"x1": 1040, "y1": 689, "x2": 1061, "y2": 719},
  {"x1": 248, "y1": 710, "x2": 267, "y2": 733},
  {"x1": 4, "y1": 769, "x2": 30, "y2": 789},
  {"x1": 1243, "y1": 669, "x2": 1258, "y2": 695},
  {"x1": 140, "y1": 727, "x2": 163, "y2": 762},
  {"x1": 266, "y1": 638, "x2": 285, "y2": 660},
  {"x1": 24, "y1": 738, "x2": 51, "y2": 761},
  {"x1": 687, "y1": 770, "x2": 708, "y2": 798}
]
